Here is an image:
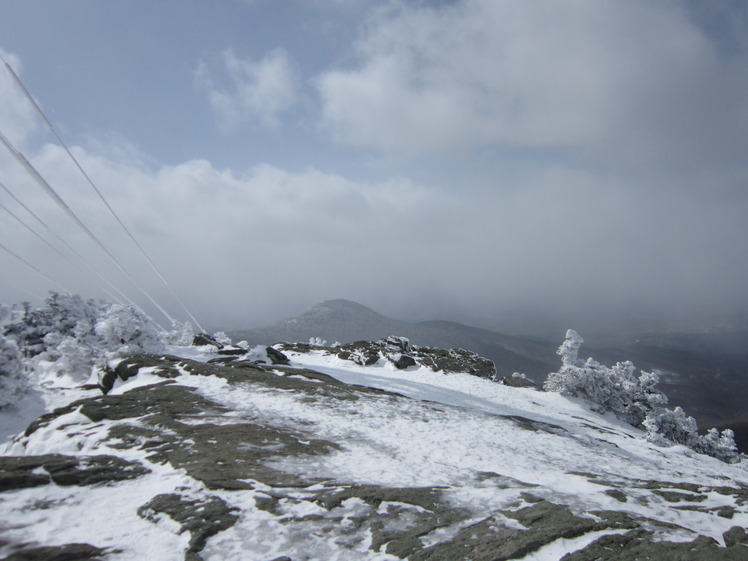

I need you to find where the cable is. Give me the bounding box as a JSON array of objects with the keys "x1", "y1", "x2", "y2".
[
  {"x1": 0, "y1": 197, "x2": 72, "y2": 262},
  {"x1": 0, "y1": 129, "x2": 172, "y2": 329},
  {"x1": 1, "y1": 54, "x2": 205, "y2": 333},
  {"x1": 0, "y1": 189, "x2": 126, "y2": 305},
  {"x1": 0, "y1": 178, "x2": 134, "y2": 306}
]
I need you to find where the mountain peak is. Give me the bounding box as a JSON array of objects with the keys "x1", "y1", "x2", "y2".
[
  {"x1": 300, "y1": 299, "x2": 383, "y2": 318},
  {"x1": 286, "y1": 300, "x2": 389, "y2": 328},
  {"x1": 223, "y1": 299, "x2": 410, "y2": 347}
]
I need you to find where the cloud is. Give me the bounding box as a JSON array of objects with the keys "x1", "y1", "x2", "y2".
[
  {"x1": 3, "y1": 127, "x2": 748, "y2": 333},
  {"x1": 0, "y1": 124, "x2": 461, "y2": 327},
  {"x1": 2, "y1": 10, "x2": 748, "y2": 336},
  {"x1": 195, "y1": 48, "x2": 298, "y2": 131},
  {"x1": 316, "y1": 0, "x2": 748, "y2": 167}
]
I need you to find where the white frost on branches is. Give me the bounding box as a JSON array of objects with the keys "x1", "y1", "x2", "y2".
[
  {"x1": 94, "y1": 304, "x2": 166, "y2": 357},
  {"x1": 557, "y1": 328, "x2": 584, "y2": 367},
  {"x1": 545, "y1": 330, "x2": 667, "y2": 427},
  {"x1": 0, "y1": 293, "x2": 166, "y2": 400},
  {"x1": 545, "y1": 329, "x2": 741, "y2": 463},
  {"x1": 643, "y1": 407, "x2": 740, "y2": 464},
  {"x1": 162, "y1": 320, "x2": 196, "y2": 347},
  {"x1": 212, "y1": 331, "x2": 233, "y2": 346},
  {"x1": 0, "y1": 334, "x2": 26, "y2": 409}
]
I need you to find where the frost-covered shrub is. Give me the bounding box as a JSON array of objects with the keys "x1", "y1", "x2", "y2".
[
  {"x1": 642, "y1": 406, "x2": 697, "y2": 447},
  {"x1": 36, "y1": 333, "x2": 97, "y2": 381},
  {"x1": 161, "y1": 321, "x2": 196, "y2": 346},
  {"x1": 0, "y1": 303, "x2": 12, "y2": 328},
  {"x1": 0, "y1": 334, "x2": 26, "y2": 409},
  {"x1": 1, "y1": 293, "x2": 172, "y2": 386},
  {"x1": 95, "y1": 304, "x2": 166, "y2": 357},
  {"x1": 213, "y1": 331, "x2": 232, "y2": 346},
  {"x1": 3, "y1": 293, "x2": 107, "y2": 357},
  {"x1": 544, "y1": 329, "x2": 741, "y2": 463},
  {"x1": 557, "y1": 328, "x2": 584, "y2": 367},
  {"x1": 2, "y1": 294, "x2": 111, "y2": 383},
  {"x1": 696, "y1": 428, "x2": 741, "y2": 464},
  {"x1": 309, "y1": 336, "x2": 327, "y2": 347},
  {"x1": 643, "y1": 407, "x2": 740, "y2": 464},
  {"x1": 544, "y1": 330, "x2": 667, "y2": 427}
]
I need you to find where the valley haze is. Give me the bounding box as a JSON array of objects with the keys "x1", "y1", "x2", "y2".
[{"x1": 232, "y1": 298, "x2": 748, "y2": 452}]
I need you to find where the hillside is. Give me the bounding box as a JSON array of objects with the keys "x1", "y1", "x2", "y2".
[
  {"x1": 1, "y1": 295, "x2": 747, "y2": 559},
  {"x1": 230, "y1": 300, "x2": 748, "y2": 445},
  {"x1": 1, "y1": 343, "x2": 747, "y2": 560},
  {"x1": 229, "y1": 300, "x2": 560, "y2": 381}
]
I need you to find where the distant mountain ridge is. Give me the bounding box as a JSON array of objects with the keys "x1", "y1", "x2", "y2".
[
  {"x1": 230, "y1": 299, "x2": 748, "y2": 450},
  {"x1": 229, "y1": 299, "x2": 560, "y2": 381}
]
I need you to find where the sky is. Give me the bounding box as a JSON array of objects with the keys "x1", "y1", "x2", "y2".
[{"x1": 0, "y1": 0, "x2": 747, "y2": 336}]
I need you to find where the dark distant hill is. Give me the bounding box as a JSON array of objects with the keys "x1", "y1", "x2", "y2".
[
  {"x1": 229, "y1": 299, "x2": 748, "y2": 448},
  {"x1": 229, "y1": 299, "x2": 560, "y2": 381},
  {"x1": 230, "y1": 300, "x2": 411, "y2": 349}
]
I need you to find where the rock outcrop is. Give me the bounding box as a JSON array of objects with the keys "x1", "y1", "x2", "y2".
[
  {"x1": 278, "y1": 335, "x2": 497, "y2": 378},
  {"x1": 2, "y1": 351, "x2": 747, "y2": 560}
]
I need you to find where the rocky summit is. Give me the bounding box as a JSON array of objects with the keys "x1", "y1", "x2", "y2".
[
  {"x1": 1, "y1": 343, "x2": 747, "y2": 560},
  {"x1": 276, "y1": 336, "x2": 498, "y2": 379}
]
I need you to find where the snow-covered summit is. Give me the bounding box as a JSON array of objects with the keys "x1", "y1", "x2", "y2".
[
  {"x1": 0, "y1": 295, "x2": 747, "y2": 560},
  {"x1": 296, "y1": 299, "x2": 390, "y2": 322},
  {"x1": 0, "y1": 339, "x2": 747, "y2": 559}
]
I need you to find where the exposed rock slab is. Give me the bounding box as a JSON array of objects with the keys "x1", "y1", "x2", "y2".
[
  {"x1": 279, "y1": 335, "x2": 497, "y2": 378},
  {"x1": 0, "y1": 454, "x2": 150, "y2": 491},
  {"x1": 3, "y1": 353, "x2": 747, "y2": 560},
  {"x1": 138, "y1": 493, "x2": 240, "y2": 561},
  {"x1": 1, "y1": 543, "x2": 109, "y2": 561}
]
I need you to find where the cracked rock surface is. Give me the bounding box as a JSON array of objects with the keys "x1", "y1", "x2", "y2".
[{"x1": 1, "y1": 352, "x2": 747, "y2": 560}]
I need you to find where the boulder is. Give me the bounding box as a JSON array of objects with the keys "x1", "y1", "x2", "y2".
[
  {"x1": 280, "y1": 337, "x2": 497, "y2": 378},
  {"x1": 98, "y1": 354, "x2": 181, "y2": 394},
  {"x1": 500, "y1": 374, "x2": 539, "y2": 388},
  {"x1": 383, "y1": 336, "x2": 411, "y2": 353},
  {"x1": 192, "y1": 333, "x2": 223, "y2": 348},
  {"x1": 216, "y1": 347, "x2": 246, "y2": 356},
  {"x1": 389, "y1": 353, "x2": 417, "y2": 370},
  {"x1": 265, "y1": 346, "x2": 290, "y2": 365},
  {"x1": 2, "y1": 543, "x2": 108, "y2": 561},
  {"x1": 412, "y1": 346, "x2": 496, "y2": 378},
  {"x1": 0, "y1": 454, "x2": 150, "y2": 491}
]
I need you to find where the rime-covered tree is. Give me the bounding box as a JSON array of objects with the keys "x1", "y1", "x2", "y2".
[
  {"x1": 2, "y1": 293, "x2": 165, "y2": 384},
  {"x1": 95, "y1": 304, "x2": 165, "y2": 357},
  {"x1": 544, "y1": 330, "x2": 667, "y2": 427},
  {"x1": 545, "y1": 330, "x2": 741, "y2": 463},
  {"x1": 3, "y1": 293, "x2": 107, "y2": 357},
  {"x1": 643, "y1": 407, "x2": 740, "y2": 464},
  {"x1": 0, "y1": 334, "x2": 26, "y2": 409}
]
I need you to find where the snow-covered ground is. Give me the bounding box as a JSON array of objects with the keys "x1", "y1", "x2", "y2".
[
  {"x1": 276, "y1": 348, "x2": 748, "y2": 541},
  {"x1": 1, "y1": 342, "x2": 747, "y2": 560}
]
